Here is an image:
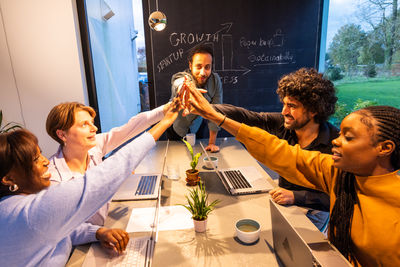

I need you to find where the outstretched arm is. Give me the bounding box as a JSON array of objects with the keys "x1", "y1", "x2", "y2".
[
  {"x1": 148, "y1": 97, "x2": 180, "y2": 140},
  {"x1": 183, "y1": 84, "x2": 336, "y2": 194},
  {"x1": 183, "y1": 84, "x2": 241, "y2": 136}
]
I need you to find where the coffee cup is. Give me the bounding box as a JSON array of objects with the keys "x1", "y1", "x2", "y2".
[
  {"x1": 235, "y1": 219, "x2": 261, "y2": 244},
  {"x1": 183, "y1": 133, "x2": 196, "y2": 146}
]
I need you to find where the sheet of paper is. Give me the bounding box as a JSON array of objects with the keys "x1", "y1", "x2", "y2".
[{"x1": 125, "y1": 205, "x2": 194, "y2": 233}]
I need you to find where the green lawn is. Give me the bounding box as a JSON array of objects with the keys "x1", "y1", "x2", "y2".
[
  {"x1": 335, "y1": 77, "x2": 400, "y2": 108},
  {"x1": 329, "y1": 77, "x2": 400, "y2": 127}
]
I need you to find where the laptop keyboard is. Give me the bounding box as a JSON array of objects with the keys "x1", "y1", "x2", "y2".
[
  {"x1": 222, "y1": 170, "x2": 251, "y2": 189},
  {"x1": 135, "y1": 175, "x2": 158, "y2": 195},
  {"x1": 107, "y1": 236, "x2": 148, "y2": 267}
]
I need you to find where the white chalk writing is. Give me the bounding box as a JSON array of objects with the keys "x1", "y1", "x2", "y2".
[
  {"x1": 220, "y1": 75, "x2": 238, "y2": 84},
  {"x1": 239, "y1": 29, "x2": 285, "y2": 49},
  {"x1": 248, "y1": 51, "x2": 295, "y2": 65},
  {"x1": 169, "y1": 33, "x2": 219, "y2": 47},
  {"x1": 157, "y1": 48, "x2": 184, "y2": 72}
]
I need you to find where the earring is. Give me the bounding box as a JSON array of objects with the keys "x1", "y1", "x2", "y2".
[{"x1": 9, "y1": 184, "x2": 19, "y2": 192}]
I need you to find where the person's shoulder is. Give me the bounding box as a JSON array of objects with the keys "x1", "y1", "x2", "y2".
[
  {"x1": 211, "y1": 71, "x2": 221, "y2": 79},
  {"x1": 172, "y1": 70, "x2": 192, "y2": 79},
  {"x1": 48, "y1": 146, "x2": 63, "y2": 164},
  {"x1": 325, "y1": 121, "x2": 340, "y2": 135}
]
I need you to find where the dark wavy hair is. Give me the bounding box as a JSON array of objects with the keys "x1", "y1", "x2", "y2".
[
  {"x1": 276, "y1": 68, "x2": 337, "y2": 123},
  {"x1": 187, "y1": 44, "x2": 214, "y2": 63},
  {"x1": 0, "y1": 129, "x2": 38, "y2": 198},
  {"x1": 329, "y1": 106, "x2": 400, "y2": 265}
]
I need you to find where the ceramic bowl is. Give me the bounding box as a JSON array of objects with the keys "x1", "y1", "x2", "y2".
[
  {"x1": 203, "y1": 156, "x2": 218, "y2": 169},
  {"x1": 235, "y1": 218, "x2": 261, "y2": 244}
]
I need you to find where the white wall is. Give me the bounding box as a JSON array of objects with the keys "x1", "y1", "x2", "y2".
[{"x1": 0, "y1": 0, "x2": 87, "y2": 157}]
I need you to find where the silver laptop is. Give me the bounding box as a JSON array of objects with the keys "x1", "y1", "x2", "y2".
[
  {"x1": 82, "y1": 155, "x2": 163, "y2": 267},
  {"x1": 270, "y1": 199, "x2": 352, "y2": 267},
  {"x1": 200, "y1": 142, "x2": 273, "y2": 195},
  {"x1": 112, "y1": 140, "x2": 169, "y2": 201}
]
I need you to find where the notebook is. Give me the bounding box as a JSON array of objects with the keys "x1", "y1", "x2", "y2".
[
  {"x1": 270, "y1": 199, "x2": 352, "y2": 267},
  {"x1": 112, "y1": 140, "x2": 169, "y2": 201},
  {"x1": 199, "y1": 142, "x2": 273, "y2": 195}
]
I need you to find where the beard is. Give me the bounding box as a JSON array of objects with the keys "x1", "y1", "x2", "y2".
[
  {"x1": 284, "y1": 114, "x2": 312, "y2": 130},
  {"x1": 195, "y1": 76, "x2": 209, "y2": 87}
]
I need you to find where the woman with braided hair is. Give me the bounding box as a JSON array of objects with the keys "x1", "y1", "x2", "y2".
[{"x1": 185, "y1": 84, "x2": 400, "y2": 266}]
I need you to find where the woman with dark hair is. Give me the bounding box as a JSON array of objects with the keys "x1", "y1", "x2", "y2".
[
  {"x1": 0, "y1": 100, "x2": 179, "y2": 266},
  {"x1": 185, "y1": 85, "x2": 400, "y2": 266}
]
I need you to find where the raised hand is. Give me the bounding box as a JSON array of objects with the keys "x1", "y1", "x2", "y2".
[
  {"x1": 182, "y1": 81, "x2": 216, "y2": 120},
  {"x1": 163, "y1": 97, "x2": 181, "y2": 124}
]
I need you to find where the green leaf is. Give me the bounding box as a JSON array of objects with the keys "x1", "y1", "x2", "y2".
[
  {"x1": 182, "y1": 139, "x2": 194, "y2": 158},
  {"x1": 181, "y1": 181, "x2": 220, "y2": 220},
  {"x1": 0, "y1": 110, "x2": 23, "y2": 133}
]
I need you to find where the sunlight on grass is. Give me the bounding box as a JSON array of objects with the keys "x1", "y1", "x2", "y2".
[
  {"x1": 329, "y1": 77, "x2": 400, "y2": 127},
  {"x1": 335, "y1": 78, "x2": 400, "y2": 108}
]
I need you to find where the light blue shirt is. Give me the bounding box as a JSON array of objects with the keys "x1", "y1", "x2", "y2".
[{"x1": 0, "y1": 132, "x2": 155, "y2": 267}]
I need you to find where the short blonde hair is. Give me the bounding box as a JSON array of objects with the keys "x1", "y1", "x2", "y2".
[{"x1": 46, "y1": 102, "x2": 96, "y2": 146}]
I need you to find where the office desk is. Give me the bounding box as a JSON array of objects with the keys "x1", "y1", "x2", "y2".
[{"x1": 67, "y1": 137, "x2": 327, "y2": 267}]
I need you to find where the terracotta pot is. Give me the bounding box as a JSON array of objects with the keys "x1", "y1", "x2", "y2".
[
  {"x1": 186, "y1": 169, "x2": 200, "y2": 186},
  {"x1": 193, "y1": 218, "x2": 207, "y2": 233}
]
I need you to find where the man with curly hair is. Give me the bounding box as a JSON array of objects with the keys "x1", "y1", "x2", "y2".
[{"x1": 213, "y1": 68, "x2": 338, "y2": 232}]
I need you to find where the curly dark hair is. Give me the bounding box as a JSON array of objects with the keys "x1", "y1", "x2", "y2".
[{"x1": 276, "y1": 68, "x2": 337, "y2": 123}]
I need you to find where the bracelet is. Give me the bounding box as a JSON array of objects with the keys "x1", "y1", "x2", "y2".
[{"x1": 218, "y1": 115, "x2": 227, "y2": 127}]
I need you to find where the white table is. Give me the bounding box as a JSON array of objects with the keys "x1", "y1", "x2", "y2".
[{"x1": 67, "y1": 138, "x2": 330, "y2": 267}]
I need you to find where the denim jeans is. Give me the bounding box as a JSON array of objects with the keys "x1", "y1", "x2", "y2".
[{"x1": 306, "y1": 209, "x2": 329, "y2": 233}]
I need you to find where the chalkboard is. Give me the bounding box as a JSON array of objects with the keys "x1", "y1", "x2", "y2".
[{"x1": 143, "y1": 0, "x2": 324, "y2": 113}]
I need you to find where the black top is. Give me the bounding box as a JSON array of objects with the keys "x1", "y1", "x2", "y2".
[{"x1": 213, "y1": 104, "x2": 339, "y2": 211}]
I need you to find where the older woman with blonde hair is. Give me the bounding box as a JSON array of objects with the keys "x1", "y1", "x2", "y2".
[{"x1": 46, "y1": 102, "x2": 170, "y2": 226}]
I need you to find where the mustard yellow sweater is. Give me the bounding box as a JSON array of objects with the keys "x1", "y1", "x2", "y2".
[{"x1": 236, "y1": 124, "x2": 400, "y2": 267}]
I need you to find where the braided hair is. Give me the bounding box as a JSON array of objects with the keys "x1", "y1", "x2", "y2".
[{"x1": 329, "y1": 106, "x2": 400, "y2": 264}]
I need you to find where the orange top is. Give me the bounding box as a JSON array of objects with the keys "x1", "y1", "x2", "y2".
[{"x1": 236, "y1": 124, "x2": 400, "y2": 267}]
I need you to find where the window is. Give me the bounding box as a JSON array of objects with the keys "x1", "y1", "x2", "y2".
[{"x1": 325, "y1": 0, "x2": 400, "y2": 126}]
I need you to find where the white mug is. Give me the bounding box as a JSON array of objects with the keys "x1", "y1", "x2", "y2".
[{"x1": 183, "y1": 133, "x2": 196, "y2": 146}]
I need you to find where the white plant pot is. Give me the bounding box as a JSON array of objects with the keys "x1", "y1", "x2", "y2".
[{"x1": 193, "y1": 218, "x2": 207, "y2": 233}]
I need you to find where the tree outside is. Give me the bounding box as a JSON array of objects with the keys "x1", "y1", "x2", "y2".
[{"x1": 326, "y1": 0, "x2": 400, "y2": 127}]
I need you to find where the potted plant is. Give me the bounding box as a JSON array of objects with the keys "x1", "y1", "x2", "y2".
[
  {"x1": 182, "y1": 181, "x2": 220, "y2": 232},
  {"x1": 0, "y1": 110, "x2": 22, "y2": 133},
  {"x1": 182, "y1": 139, "x2": 202, "y2": 186}
]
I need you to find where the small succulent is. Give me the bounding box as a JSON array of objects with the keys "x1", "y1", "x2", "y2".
[
  {"x1": 182, "y1": 181, "x2": 220, "y2": 221},
  {"x1": 182, "y1": 139, "x2": 202, "y2": 171}
]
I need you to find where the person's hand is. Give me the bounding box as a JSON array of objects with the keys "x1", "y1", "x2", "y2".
[
  {"x1": 205, "y1": 144, "x2": 220, "y2": 153},
  {"x1": 162, "y1": 101, "x2": 172, "y2": 115},
  {"x1": 96, "y1": 227, "x2": 130, "y2": 255},
  {"x1": 177, "y1": 79, "x2": 206, "y2": 116},
  {"x1": 162, "y1": 97, "x2": 181, "y2": 125},
  {"x1": 180, "y1": 81, "x2": 216, "y2": 120},
  {"x1": 269, "y1": 187, "x2": 295, "y2": 205}
]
